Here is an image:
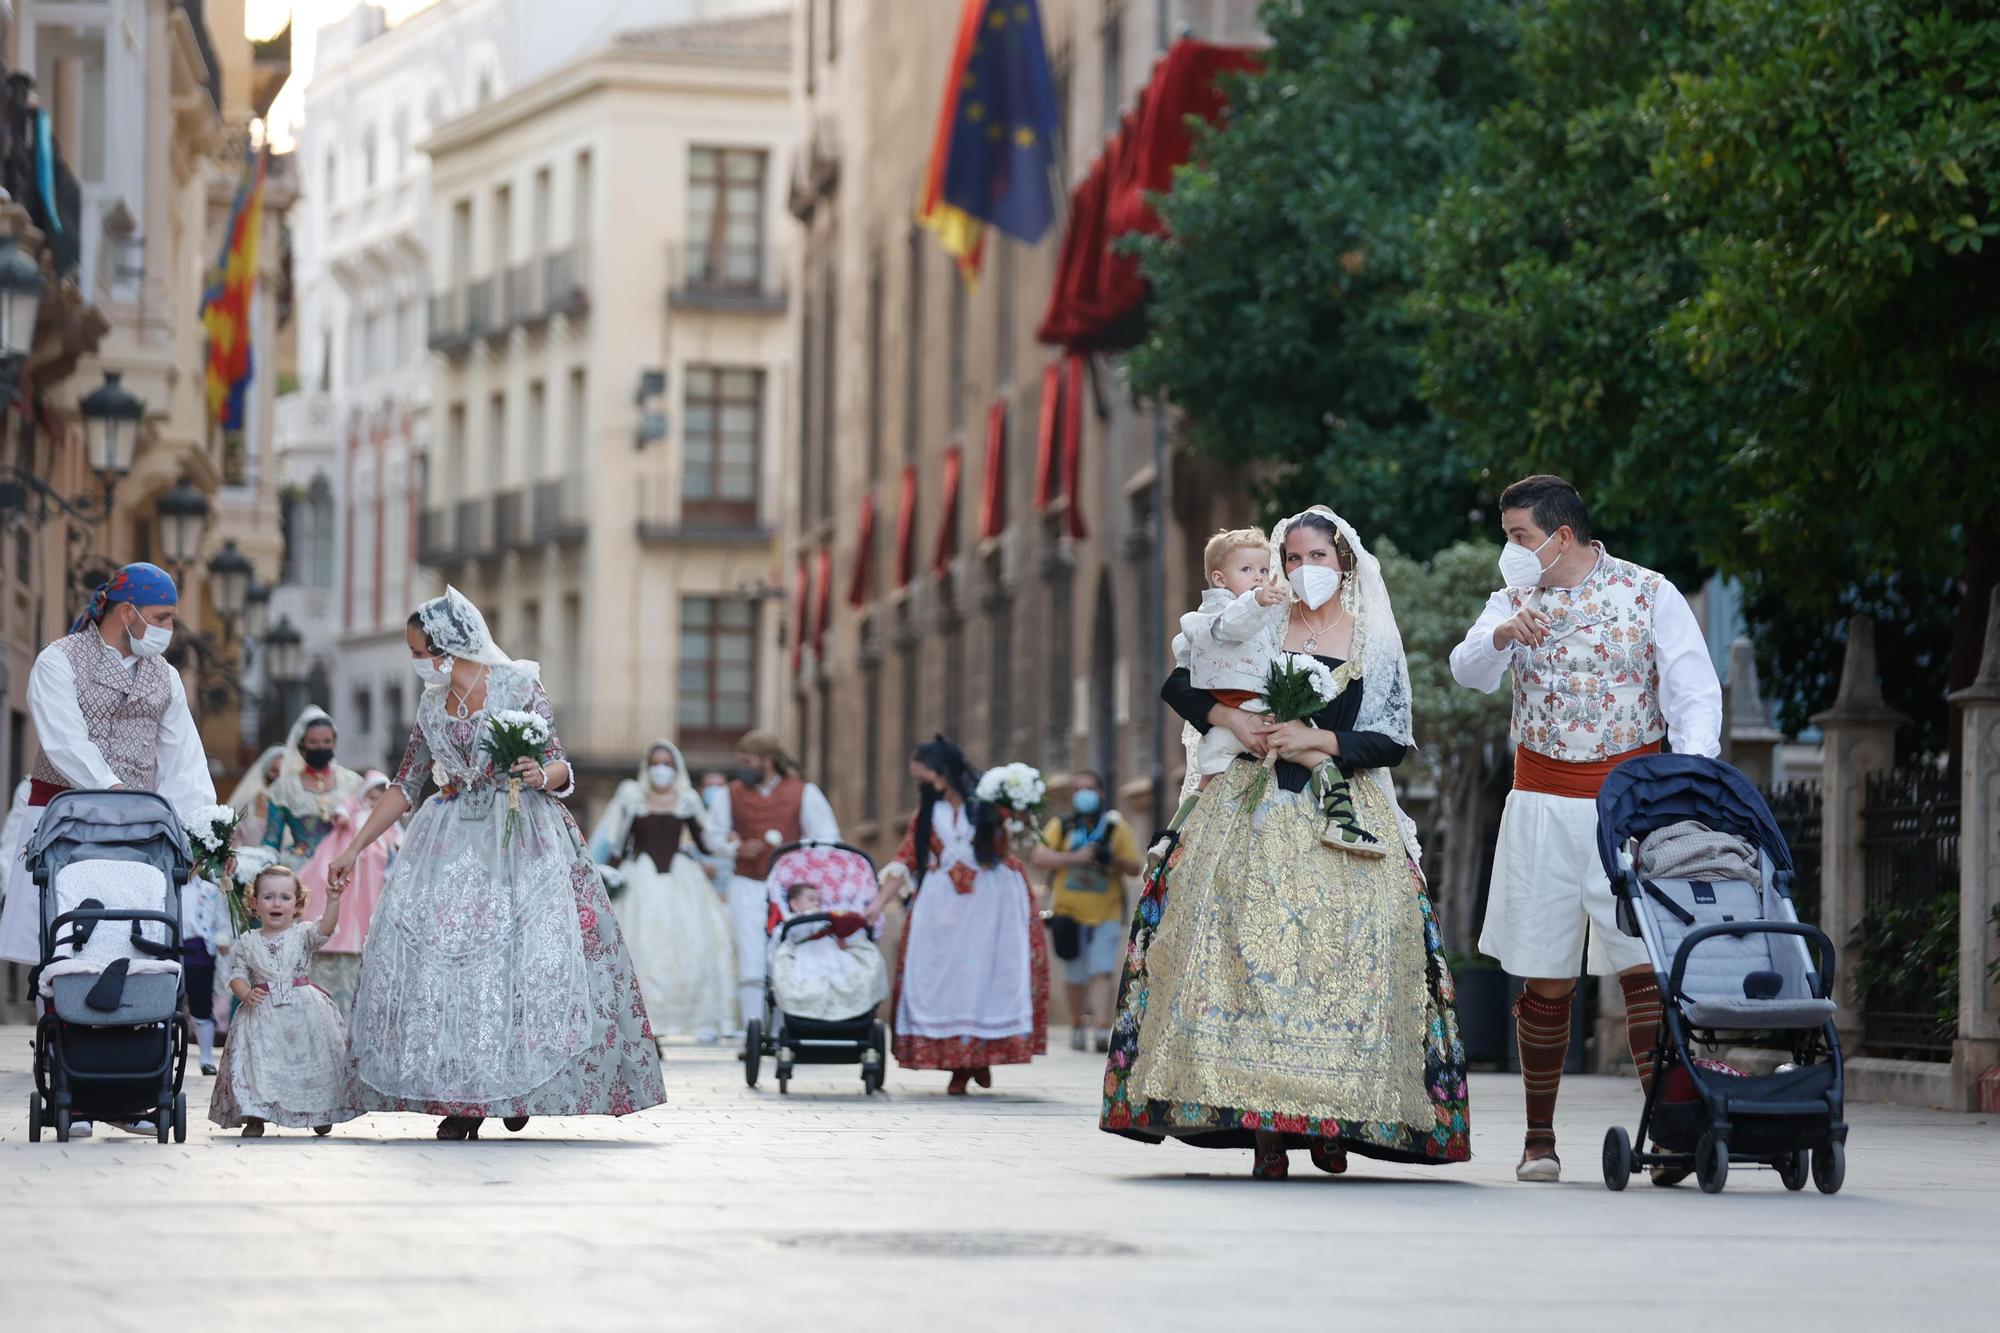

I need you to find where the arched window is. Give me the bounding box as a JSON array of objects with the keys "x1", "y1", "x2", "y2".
[{"x1": 307, "y1": 474, "x2": 335, "y2": 587}]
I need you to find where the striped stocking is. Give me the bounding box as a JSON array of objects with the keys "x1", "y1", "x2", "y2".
[
  {"x1": 1619, "y1": 971, "x2": 1663, "y2": 1093},
  {"x1": 1515, "y1": 987, "x2": 1573, "y2": 1151}
]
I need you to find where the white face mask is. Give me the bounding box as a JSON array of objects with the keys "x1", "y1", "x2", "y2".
[
  {"x1": 126, "y1": 612, "x2": 173, "y2": 658},
  {"x1": 412, "y1": 656, "x2": 451, "y2": 685},
  {"x1": 648, "y1": 763, "x2": 676, "y2": 789},
  {"x1": 1288, "y1": 564, "x2": 1342, "y2": 610},
  {"x1": 1497, "y1": 533, "x2": 1558, "y2": 588}
]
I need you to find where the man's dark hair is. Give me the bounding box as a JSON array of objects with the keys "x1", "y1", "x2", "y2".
[{"x1": 1498, "y1": 475, "x2": 1591, "y2": 546}]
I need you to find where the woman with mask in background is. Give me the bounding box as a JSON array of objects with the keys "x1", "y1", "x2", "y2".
[
  {"x1": 263, "y1": 706, "x2": 364, "y2": 873},
  {"x1": 591, "y1": 741, "x2": 736, "y2": 1046}
]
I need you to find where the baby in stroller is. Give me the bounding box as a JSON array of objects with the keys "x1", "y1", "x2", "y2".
[{"x1": 770, "y1": 882, "x2": 888, "y2": 1024}]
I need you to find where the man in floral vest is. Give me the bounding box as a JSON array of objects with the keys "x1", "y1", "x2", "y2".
[
  {"x1": 702, "y1": 729, "x2": 839, "y2": 1030},
  {"x1": 1450, "y1": 476, "x2": 1721, "y2": 1184}
]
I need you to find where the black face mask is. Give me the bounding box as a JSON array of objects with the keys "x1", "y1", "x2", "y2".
[
  {"x1": 303, "y1": 748, "x2": 335, "y2": 771},
  {"x1": 739, "y1": 766, "x2": 767, "y2": 787}
]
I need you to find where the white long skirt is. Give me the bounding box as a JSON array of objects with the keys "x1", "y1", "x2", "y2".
[
  {"x1": 0, "y1": 806, "x2": 48, "y2": 964},
  {"x1": 612, "y1": 851, "x2": 738, "y2": 1039}
]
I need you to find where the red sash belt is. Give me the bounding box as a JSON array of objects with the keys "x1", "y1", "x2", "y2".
[
  {"x1": 1513, "y1": 739, "x2": 1662, "y2": 800},
  {"x1": 28, "y1": 778, "x2": 70, "y2": 808},
  {"x1": 1210, "y1": 688, "x2": 1259, "y2": 710}
]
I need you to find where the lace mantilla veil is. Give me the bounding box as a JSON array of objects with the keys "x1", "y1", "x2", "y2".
[{"x1": 416, "y1": 586, "x2": 540, "y2": 680}]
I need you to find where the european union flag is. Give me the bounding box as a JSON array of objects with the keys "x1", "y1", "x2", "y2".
[{"x1": 941, "y1": 1, "x2": 1059, "y2": 245}]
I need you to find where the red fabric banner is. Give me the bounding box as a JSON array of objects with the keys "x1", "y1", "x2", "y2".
[
  {"x1": 978, "y1": 400, "x2": 1008, "y2": 541},
  {"x1": 1061, "y1": 355, "x2": 1087, "y2": 540},
  {"x1": 894, "y1": 463, "x2": 918, "y2": 588},
  {"x1": 1037, "y1": 39, "x2": 1261, "y2": 352},
  {"x1": 933, "y1": 443, "x2": 964, "y2": 576},
  {"x1": 813, "y1": 547, "x2": 833, "y2": 659},
  {"x1": 1033, "y1": 361, "x2": 1062, "y2": 510},
  {"x1": 847, "y1": 491, "x2": 877, "y2": 608},
  {"x1": 789, "y1": 554, "x2": 810, "y2": 674}
]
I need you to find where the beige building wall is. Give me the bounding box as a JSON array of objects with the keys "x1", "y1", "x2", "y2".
[
  {"x1": 422, "y1": 12, "x2": 793, "y2": 819},
  {"x1": 781, "y1": 0, "x2": 1265, "y2": 864}
]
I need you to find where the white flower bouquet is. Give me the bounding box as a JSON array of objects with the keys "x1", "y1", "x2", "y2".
[
  {"x1": 481, "y1": 708, "x2": 553, "y2": 848},
  {"x1": 185, "y1": 803, "x2": 239, "y2": 882},
  {"x1": 975, "y1": 762, "x2": 1048, "y2": 854},
  {"x1": 1241, "y1": 652, "x2": 1342, "y2": 808}
]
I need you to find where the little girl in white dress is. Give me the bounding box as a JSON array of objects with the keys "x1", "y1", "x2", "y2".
[{"x1": 208, "y1": 865, "x2": 361, "y2": 1137}]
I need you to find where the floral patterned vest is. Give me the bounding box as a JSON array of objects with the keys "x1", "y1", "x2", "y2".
[
  {"x1": 1505, "y1": 547, "x2": 1668, "y2": 764},
  {"x1": 30, "y1": 631, "x2": 174, "y2": 790}
]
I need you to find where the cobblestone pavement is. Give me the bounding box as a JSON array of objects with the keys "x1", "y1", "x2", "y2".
[{"x1": 2, "y1": 1027, "x2": 1994, "y2": 1332}]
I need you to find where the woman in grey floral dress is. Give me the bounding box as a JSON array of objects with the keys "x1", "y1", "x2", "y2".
[{"x1": 329, "y1": 587, "x2": 665, "y2": 1139}]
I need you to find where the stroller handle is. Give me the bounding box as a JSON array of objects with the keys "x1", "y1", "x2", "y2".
[
  {"x1": 776, "y1": 910, "x2": 837, "y2": 942},
  {"x1": 1666, "y1": 920, "x2": 1836, "y2": 1000}
]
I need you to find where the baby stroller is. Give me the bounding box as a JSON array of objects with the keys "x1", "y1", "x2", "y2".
[
  {"x1": 743, "y1": 840, "x2": 889, "y2": 1095},
  {"x1": 1596, "y1": 755, "x2": 1846, "y2": 1194},
  {"x1": 24, "y1": 790, "x2": 194, "y2": 1144}
]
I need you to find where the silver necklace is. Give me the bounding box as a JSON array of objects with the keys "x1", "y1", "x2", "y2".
[
  {"x1": 448, "y1": 664, "x2": 489, "y2": 720},
  {"x1": 1300, "y1": 601, "x2": 1349, "y2": 654}
]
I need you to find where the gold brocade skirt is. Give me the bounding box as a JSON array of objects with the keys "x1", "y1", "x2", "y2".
[{"x1": 1102, "y1": 760, "x2": 1470, "y2": 1162}]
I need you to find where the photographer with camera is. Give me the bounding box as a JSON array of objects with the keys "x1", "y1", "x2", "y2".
[{"x1": 1030, "y1": 772, "x2": 1142, "y2": 1053}]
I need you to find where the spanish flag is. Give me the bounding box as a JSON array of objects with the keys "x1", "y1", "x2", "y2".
[{"x1": 200, "y1": 147, "x2": 269, "y2": 435}]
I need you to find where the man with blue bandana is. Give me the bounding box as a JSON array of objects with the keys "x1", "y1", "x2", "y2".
[{"x1": 0, "y1": 563, "x2": 215, "y2": 967}]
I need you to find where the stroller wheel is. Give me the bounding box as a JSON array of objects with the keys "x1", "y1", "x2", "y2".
[
  {"x1": 1696, "y1": 1132, "x2": 1729, "y2": 1194},
  {"x1": 28, "y1": 1092, "x2": 42, "y2": 1143},
  {"x1": 1601, "y1": 1126, "x2": 1632, "y2": 1192},
  {"x1": 743, "y1": 1019, "x2": 762, "y2": 1088},
  {"x1": 174, "y1": 1094, "x2": 188, "y2": 1144},
  {"x1": 1812, "y1": 1139, "x2": 1845, "y2": 1195},
  {"x1": 1777, "y1": 1149, "x2": 1809, "y2": 1191},
  {"x1": 54, "y1": 1105, "x2": 72, "y2": 1143}
]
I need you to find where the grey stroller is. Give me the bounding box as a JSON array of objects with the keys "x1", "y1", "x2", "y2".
[
  {"x1": 1596, "y1": 755, "x2": 1846, "y2": 1194},
  {"x1": 25, "y1": 790, "x2": 194, "y2": 1143}
]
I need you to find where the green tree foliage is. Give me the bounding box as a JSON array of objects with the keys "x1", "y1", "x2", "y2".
[
  {"x1": 1650, "y1": 0, "x2": 1999, "y2": 713},
  {"x1": 1124, "y1": 0, "x2": 1518, "y2": 556}
]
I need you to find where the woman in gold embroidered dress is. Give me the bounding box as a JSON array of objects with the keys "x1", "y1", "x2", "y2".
[{"x1": 1100, "y1": 507, "x2": 1471, "y2": 1179}]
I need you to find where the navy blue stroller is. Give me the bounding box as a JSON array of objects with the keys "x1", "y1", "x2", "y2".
[
  {"x1": 24, "y1": 790, "x2": 195, "y2": 1144},
  {"x1": 1595, "y1": 755, "x2": 1846, "y2": 1194}
]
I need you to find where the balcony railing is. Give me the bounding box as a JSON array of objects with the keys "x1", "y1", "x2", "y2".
[
  {"x1": 635, "y1": 473, "x2": 764, "y2": 543},
  {"x1": 544, "y1": 248, "x2": 590, "y2": 319},
  {"x1": 532, "y1": 475, "x2": 590, "y2": 544},
  {"x1": 506, "y1": 261, "x2": 547, "y2": 329},
  {"x1": 467, "y1": 277, "x2": 499, "y2": 341},
  {"x1": 417, "y1": 507, "x2": 452, "y2": 565},
  {"x1": 492, "y1": 488, "x2": 528, "y2": 552},
  {"x1": 427, "y1": 289, "x2": 469, "y2": 354},
  {"x1": 668, "y1": 242, "x2": 786, "y2": 313},
  {"x1": 453, "y1": 496, "x2": 492, "y2": 560}
]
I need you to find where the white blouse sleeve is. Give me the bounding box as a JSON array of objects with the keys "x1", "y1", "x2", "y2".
[
  {"x1": 1449, "y1": 589, "x2": 1518, "y2": 694},
  {"x1": 25, "y1": 647, "x2": 123, "y2": 790},
  {"x1": 1654, "y1": 580, "x2": 1724, "y2": 759},
  {"x1": 800, "y1": 783, "x2": 841, "y2": 843},
  {"x1": 155, "y1": 668, "x2": 218, "y2": 818}
]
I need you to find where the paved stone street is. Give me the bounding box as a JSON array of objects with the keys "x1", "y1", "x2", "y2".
[{"x1": 2, "y1": 1028, "x2": 1994, "y2": 1332}]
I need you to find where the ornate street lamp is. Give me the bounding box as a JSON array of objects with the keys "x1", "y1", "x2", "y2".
[
  {"x1": 243, "y1": 579, "x2": 271, "y2": 640},
  {"x1": 80, "y1": 371, "x2": 145, "y2": 487},
  {"x1": 155, "y1": 478, "x2": 211, "y2": 567},
  {"x1": 0, "y1": 234, "x2": 43, "y2": 376},
  {"x1": 206, "y1": 539, "x2": 253, "y2": 621},
  {"x1": 263, "y1": 616, "x2": 304, "y2": 687}
]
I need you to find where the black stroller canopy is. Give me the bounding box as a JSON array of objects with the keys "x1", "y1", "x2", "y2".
[{"x1": 1594, "y1": 754, "x2": 1793, "y2": 881}]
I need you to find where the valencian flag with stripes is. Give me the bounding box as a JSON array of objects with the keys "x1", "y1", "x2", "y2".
[
  {"x1": 919, "y1": 0, "x2": 1060, "y2": 282},
  {"x1": 200, "y1": 145, "x2": 269, "y2": 436}
]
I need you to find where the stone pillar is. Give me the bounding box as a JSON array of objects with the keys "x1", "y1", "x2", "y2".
[
  {"x1": 1949, "y1": 588, "x2": 2000, "y2": 1110},
  {"x1": 1810, "y1": 616, "x2": 1907, "y2": 1050},
  {"x1": 1726, "y1": 637, "x2": 1784, "y2": 787}
]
